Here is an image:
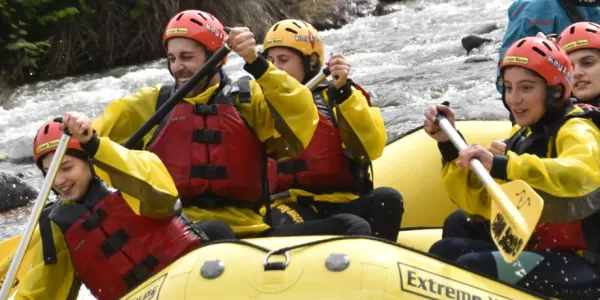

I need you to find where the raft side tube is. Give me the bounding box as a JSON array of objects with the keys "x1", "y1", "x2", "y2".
[{"x1": 373, "y1": 120, "x2": 513, "y2": 228}]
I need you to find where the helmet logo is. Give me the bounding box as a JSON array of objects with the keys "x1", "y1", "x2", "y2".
[
  {"x1": 166, "y1": 28, "x2": 188, "y2": 36},
  {"x1": 264, "y1": 39, "x2": 283, "y2": 48},
  {"x1": 206, "y1": 24, "x2": 224, "y2": 38},
  {"x1": 548, "y1": 55, "x2": 573, "y2": 85},
  {"x1": 295, "y1": 32, "x2": 320, "y2": 49},
  {"x1": 562, "y1": 39, "x2": 589, "y2": 51},
  {"x1": 548, "y1": 56, "x2": 566, "y2": 73},
  {"x1": 503, "y1": 56, "x2": 528, "y2": 65},
  {"x1": 36, "y1": 140, "x2": 60, "y2": 154}
]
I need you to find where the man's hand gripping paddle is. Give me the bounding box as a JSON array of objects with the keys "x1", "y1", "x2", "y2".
[{"x1": 436, "y1": 110, "x2": 543, "y2": 263}]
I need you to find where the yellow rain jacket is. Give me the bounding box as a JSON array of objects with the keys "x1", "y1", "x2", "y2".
[
  {"x1": 440, "y1": 106, "x2": 600, "y2": 223},
  {"x1": 2, "y1": 136, "x2": 180, "y2": 300},
  {"x1": 269, "y1": 82, "x2": 387, "y2": 208},
  {"x1": 93, "y1": 57, "x2": 318, "y2": 236}
]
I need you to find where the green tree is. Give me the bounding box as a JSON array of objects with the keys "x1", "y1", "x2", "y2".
[{"x1": 0, "y1": 0, "x2": 85, "y2": 83}]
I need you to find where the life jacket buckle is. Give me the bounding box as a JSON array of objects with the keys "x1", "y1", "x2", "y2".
[
  {"x1": 192, "y1": 129, "x2": 222, "y2": 144},
  {"x1": 193, "y1": 104, "x2": 217, "y2": 115}
]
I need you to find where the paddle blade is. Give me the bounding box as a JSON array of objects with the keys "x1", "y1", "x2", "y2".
[
  {"x1": 0, "y1": 234, "x2": 37, "y2": 297},
  {"x1": 489, "y1": 180, "x2": 544, "y2": 263}
]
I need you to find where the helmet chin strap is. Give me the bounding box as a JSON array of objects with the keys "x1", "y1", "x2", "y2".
[
  {"x1": 535, "y1": 86, "x2": 568, "y2": 129},
  {"x1": 302, "y1": 56, "x2": 321, "y2": 84}
]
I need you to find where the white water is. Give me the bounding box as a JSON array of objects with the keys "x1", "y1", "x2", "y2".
[{"x1": 1, "y1": 0, "x2": 514, "y2": 298}]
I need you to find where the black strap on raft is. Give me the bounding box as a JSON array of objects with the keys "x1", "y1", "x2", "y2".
[
  {"x1": 39, "y1": 202, "x2": 58, "y2": 265},
  {"x1": 558, "y1": 0, "x2": 586, "y2": 22}
]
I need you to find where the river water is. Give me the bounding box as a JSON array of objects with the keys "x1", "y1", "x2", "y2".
[{"x1": 1, "y1": 0, "x2": 513, "y2": 298}]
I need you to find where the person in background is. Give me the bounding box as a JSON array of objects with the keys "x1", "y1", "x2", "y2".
[
  {"x1": 427, "y1": 36, "x2": 600, "y2": 299},
  {"x1": 261, "y1": 19, "x2": 404, "y2": 242}
]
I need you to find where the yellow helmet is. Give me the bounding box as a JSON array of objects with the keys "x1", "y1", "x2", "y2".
[{"x1": 263, "y1": 19, "x2": 325, "y2": 66}]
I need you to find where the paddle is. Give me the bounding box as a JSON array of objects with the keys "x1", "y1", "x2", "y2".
[
  {"x1": 306, "y1": 67, "x2": 331, "y2": 90},
  {"x1": 436, "y1": 112, "x2": 544, "y2": 264},
  {"x1": 0, "y1": 118, "x2": 74, "y2": 300},
  {"x1": 122, "y1": 29, "x2": 232, "y2": 149}
]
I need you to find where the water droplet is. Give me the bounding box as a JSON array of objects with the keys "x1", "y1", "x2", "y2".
[
  {"x1": 544, "y1": 280, "x2": 548, "y2": 284},
  {"x1": 533, "y1": 275, "x2": 537, "y2": 280},
  {"x1": 565, "y1": 278, "x2": 569, "y2": 282},
  {"x1": 561, "y1": 270, "x2": 565, "y2": 274},
  {"x1": 525, "y1": 282, "x2": 529, "y2": 287}
]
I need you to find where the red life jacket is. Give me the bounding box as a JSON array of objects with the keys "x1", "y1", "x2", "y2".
[
  {"x1": 41, "y1": 180, "x2": 201, "y2": 300},
  {"x1": 147, "y1": 77, "x2": 265, "y2": 208},
  {"x1": 269, "y1": 84, "x2": 371, "y2": 196},
  {"x1": 505, "y1": 106, "x2": 600, "y2": 253}
]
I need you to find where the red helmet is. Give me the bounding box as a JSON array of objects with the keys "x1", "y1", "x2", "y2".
[
  {"x1": 557, "y1": 22, "x2": 600, "y2": 53},
  {"x1": 33, "y1": 120, "x2": 83, "y2": 163},
  {"x1": 500, "y1": 37, "x2": 573, "y2": 102},
  {"x1": 162, "y1": 10, "x2": 227, "y2": 53}
]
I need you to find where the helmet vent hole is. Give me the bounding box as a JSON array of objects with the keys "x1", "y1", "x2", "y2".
[
  {"x1": 570, "y1": 26, "x2": 576, "y2": 34},
  {"x1": 44, "y1": 124, "x2": 49, "y2": 135},
  {"x1": 557, "y1": 36, "x2": 562, "y2": 43},
  {"x1": 176, "y1": 13, "x2": 183, "y2": 21},
  {"x1": 292, "y1": 21, "x2": 302, "y2": 28},
  {"x1": 517, "y1": 39, "x2": 526, "y2": 47},
  {"x1": 197, "y1": 12, "x2": 208, "y2": 21},
  {"x1": 302, "y1": 21, "x2": 309, "y2": 27},
  {"x1": 191, "y1": 18, "x2": 204, "y2": 27},
  {"x1": 586, "y1": 28, "x2": 598, "y2": 34},
  {"x1": 273, "y1": 24, "x2": 280, "y2": 31},
  {"x1": 532, "y1": 46, "x2": 547, "y2": 57},
  {"x1": 541, "y1": 41, "x2": 553, "y2": 51},
  {"x1": 285, "y1": 28, "x2": 298, "y2": 34}
]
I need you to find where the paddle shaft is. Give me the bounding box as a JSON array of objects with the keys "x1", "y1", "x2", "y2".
[
  {"x1": 122, "y1": 43, "x2": 232, "y2": 149},
  {"x1": 0, "y1": 132, "x2": 72, "y2": 300},
  {"x1": 305, "y1": 68, "x2": 331, "y2": 91},
  {"x1": 436, "y1": 114, "x2": 528, "y2": 235},
  {"x1": 436, "y1": 116, "x2": 494, "y2": 185}
]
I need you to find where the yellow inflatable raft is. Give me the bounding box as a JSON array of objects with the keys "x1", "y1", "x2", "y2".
[{"x1": 3, "y1": 119, "x2": 547, "y2": 299}]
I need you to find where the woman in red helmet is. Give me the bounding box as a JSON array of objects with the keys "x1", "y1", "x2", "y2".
[
  {"x1": 12, "y1": 112, "x2": 233, "y2": 300},
  {"x1": 424, "y1": 37, "x2": 600, "y2": 298},
  {"x1": 558, "y1": 21, "x2": 600, "y2": 108}
]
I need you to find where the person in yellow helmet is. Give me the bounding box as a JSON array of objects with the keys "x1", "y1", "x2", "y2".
[
  {"x1": 7, "y1": 112, "x2": 231, "y2": 300},
  {"x1": 425, "y1": 36, "x2": 600, "y2": 298},
  {"x1": 92, "y1": 10, "x2": 371, "y2": 239},
  {"x1": 261, "y1": 19, "x2": 403, "y2": 242}
]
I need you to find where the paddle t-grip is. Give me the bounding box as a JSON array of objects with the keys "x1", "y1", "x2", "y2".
[{"x1": 53, "y1": 117, "x2": 89, "y2": 136}]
